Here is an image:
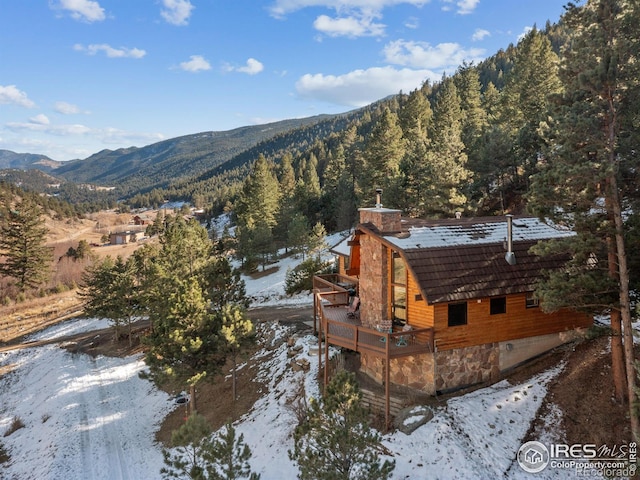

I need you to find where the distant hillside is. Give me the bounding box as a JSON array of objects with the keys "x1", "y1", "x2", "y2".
[
  {"x1": 0, "y1": 150, "x2": 62, "y2": 172},
  {"x1": 0, "y1": 169, "x2": 63, "y2": 191},
  {"x1": 54, "y1": 115, "x2": 335, "y2": 193}
]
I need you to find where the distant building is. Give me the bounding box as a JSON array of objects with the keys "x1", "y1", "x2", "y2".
[{"x1": 109, "y1": 231, "x2": 138, "y2": 245}]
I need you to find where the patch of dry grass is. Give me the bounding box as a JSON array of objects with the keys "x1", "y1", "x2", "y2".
[{"x1": 0, "y1": 291, "x2": 84, "y2": 343}]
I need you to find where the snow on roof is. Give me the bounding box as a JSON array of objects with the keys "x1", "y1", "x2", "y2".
[
  {"x1": 329, "y1": 235, "x2": 351, "y2": 256},
  {"x1": 383, "y1": 217, "x2": 574, "y2": 251}
]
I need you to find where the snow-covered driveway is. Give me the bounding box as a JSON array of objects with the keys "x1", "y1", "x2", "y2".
[{"x1": 0, "y1": 343, "x2": 174, "y2": 480}]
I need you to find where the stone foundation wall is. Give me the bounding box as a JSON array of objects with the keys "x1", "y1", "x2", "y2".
[
  {"x1": 434, "y1": 343, "x2": 500, "y2": 392},
  {"x1": 359, "y1": 352, "x2": 436, "y2": 395}
]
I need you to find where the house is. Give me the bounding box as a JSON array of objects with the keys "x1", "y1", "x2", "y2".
[
  {"x1": 132, "y1": 215, "x2": 146, "y2": 226},
  {"x1": 313, "y1": 204, "x2": 592, "y2": 424},
  {"x1": 109, "y1": 231, "x2": 138, "y2": 245}
]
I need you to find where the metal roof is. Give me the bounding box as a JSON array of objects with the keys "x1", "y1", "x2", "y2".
[{"x1": 359, "y1": 216, "x2": 573, "y2": 304}]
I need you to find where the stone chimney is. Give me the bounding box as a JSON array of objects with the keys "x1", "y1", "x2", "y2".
[
  {"x1": 358, "y1": 189, "x2": 402, "y2": 233},
  {"x1": 357, "y1": 189, "x2": 402, "y2": 327}
]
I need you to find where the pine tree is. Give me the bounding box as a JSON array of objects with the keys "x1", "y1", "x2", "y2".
[
  {"x1": 204, "y1": 423, "x2": 260, "y2": 480},
  {"x1": 219, "y1": 304, "x2": 255, "y2": 402},
  {"x1": 454, "y1": 62, "x2": 487, "y2": 150},
  {"x1": 361, "y1": 107, "x2": 405, "y2": 206},
  {"x1": 501, "y1": 27, "x2": 563, "y2": 193},
  {"x1": 162, "y1": 417, "x2": 259, "y2": 480},
  {"x1": 308, "y1": 222, "x2": 328, "y2": 260},
  {"x1": 235, "y1": 155, "x2": 281, "y2": 231},
  {"x1": 0, "y1": 196, "x2": 52, "y2": 292},
  {"x1": 320, "y1": 145, "x2": 349, "y2": 231},
  {"x1": 162, "y1": 413, "x2": 212, "y2": 480},
  {"x1": 287, "y1": 212, "x2": 310, "y2": 259},
  {"x1": 81, "y1": 255, "x2": 139, "y2": 345},
  {"x1": 528, "y1": 0, "x2": 640, "y2": 439},
  {"x1": 274, "y1": 154, "x2": 297, "y2": 246},
  {"x1": 289, "y1": 371, "x2": 395, "y2": 480},
  {"x1": 202, "y1": 256, "x2": 248, "y2": 311},
  {"x1": 423, "y1": 76, "x2": 471, "y2": 216},
  {"x1": 235, "y1": 155, "x2": 280, "y2": 266},
  {"x1": 398, "y1": 87, "x2": 432, "y2": 148},
  {"x1": 137, "y1": 217, "x2": 224, "y2": 381},
  {"x1": 397, "y1": 88, "x2": 434, "y2": 215}
]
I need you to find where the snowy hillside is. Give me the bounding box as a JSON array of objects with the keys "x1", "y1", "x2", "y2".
[{"x1": 0, "y1": 240, "x2": 586, "y2": 479}]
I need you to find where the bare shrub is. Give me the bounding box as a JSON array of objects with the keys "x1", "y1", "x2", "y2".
[
  {"x1": 285, "y1": 376, "x2": 309, "y2": 427},
  {"x1": 4, "y1": 417, "x2": 25, "y2": 437},
  {"x1": 0, "y1": 442, "x2": 9, "y2": 464}
]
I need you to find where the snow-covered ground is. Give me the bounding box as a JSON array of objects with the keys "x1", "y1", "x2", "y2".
[{"x1": 0, "y1": 237, "x2": 589, "y2": 479}]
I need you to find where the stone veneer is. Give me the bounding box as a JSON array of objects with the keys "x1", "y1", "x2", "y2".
[
  {"x1": 359, "y1": 343, "x2": 500, "y2": 395},
  {"x1": 357, "y1": 207, "x2": 402, "y2": 329},
  {"x1": 358, "y1": 207, "x2": 402, "y2": 233},
  {"x1": 434, "y1": 343, "x2": 500, "y2": 392},
  {"x1": 358, "y1": 234, "x2": 387, "y2": 328},
  {"x1": 359, "y1": 352, "x2": 436, "y2": 395}
]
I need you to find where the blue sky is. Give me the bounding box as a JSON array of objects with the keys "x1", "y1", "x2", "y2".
[{"x1": 0, "y1": 0, "x2": 566, "y2": 161}]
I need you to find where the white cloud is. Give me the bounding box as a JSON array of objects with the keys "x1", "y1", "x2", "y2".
[
  {"x1": 99, "y1": 127, "x2": 165, "y2": 145},
  {"x1": 5, "y1": 121, "x2": 163, "y2": 146},
  {"x1": 455, "y1": 0, "x2": 479, "y2": 14},
  {"x1": 161, "y1": 0, "x2": 194, "y2": 26},
  {"x1": 313, "y1": 13, "x2": 385, "y2": 37},
  {"x1": 404, "y1": 16, "x2": 419, "y2": 29},
  {"x1": 179, "y1": 55, "x2": 212, "y2": 73},
  {"x1": 52, "y1": 0, "x2": 106, "y2": 22},
  {"x1": 238, "y1": 58, "x2": 264, "y2": 75},
  {"x1": 54, "y1": 101, "x2": 88, "y2": 114},
  {"x1": 383, "y1": 39, "x2": 485, "y2": 69},
  {"x1": 224, "y1": 58, "x2": 265, "y2": 75},
  {"x1": 270, "y1": 1, "x2": 426, "y2": 37},
  {"x1": 440, "y1": 0, "x2": 478, "y2": 14},
  {"x1": 29, "y1": 114, "x2": 50, "y2": 125},
  {"x1": 518, "y1": 26, "x2": 533, "y2": 42},
  {"x1": 472, "y1": 28, "x2": 490, "y2": 41},
  {"x1": 0, "y1": 85, "x2": 35, "y2": 108},
  {"x1": 6, "y1": 121, "x2": 91, "y2": 136},
  {"x1": 296, "y1": 66, "x2": 435, "y2": 107},
  {"x1": 269, "y1": 1, "x2": 429, "y2": 18},
  {"x1": 74, "y1": 43, "x2": 146, "y2": 58}
]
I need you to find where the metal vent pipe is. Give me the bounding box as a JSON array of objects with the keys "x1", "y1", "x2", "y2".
[{"x1": 505, "y1": 214, "x2": 516, "y2": 265}]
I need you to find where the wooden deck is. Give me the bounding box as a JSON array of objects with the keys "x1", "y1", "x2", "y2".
[
  {"x1": 313, "y1": 275, "x2": 433, "y2": 360},
  {"x1": 313, "y1": 274, "x2": 434, "y2": 429},
  {"x1": 320, "y1": 304, "x2": 433, "y2": 359}
]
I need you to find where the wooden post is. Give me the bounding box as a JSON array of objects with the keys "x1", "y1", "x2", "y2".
[
  {"x1": 385, "y1": 355, "x2": 390, "y2": 430},
  {"x1": 317, "y1": 294, "x2": 322, "y2": 381},
  {"x1": 324, "y1": 318, "x2": 329, "y2": 388},
  {"x1": 313, "y1": 290, "x2": 317, "y2": 335}
]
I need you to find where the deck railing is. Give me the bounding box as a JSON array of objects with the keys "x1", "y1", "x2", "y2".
[
  {"x1": 313, "y1": 274, "x2": 434, "y2": 429},
  {"x1": 313, "y1": 275, "x2": 433, "y2": 359},
  {"x1": 324, "y1": 316, "x2": 433, "y2": 359}
]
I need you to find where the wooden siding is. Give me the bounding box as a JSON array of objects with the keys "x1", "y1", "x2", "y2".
[
  {"x1": 346, "y1": 240, "x2": 360, "y2": 276},
  {"x1": 432, "y1": 293, "x2": 592, "y2": 351},
  {"x1": 407, "y1": 274, "x2": 434, "y2": 328},
  {"x1": 336, "y1": 256, "x2": 347, "y2": 276}
]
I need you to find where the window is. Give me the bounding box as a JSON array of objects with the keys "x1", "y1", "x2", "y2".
[
  {"x1": 391, "y1": 251, "x2": 406, "y2": 324},
  {"x1": 490, "y1": 297, "x2": 507, "y2": 315},
  {"x1": 448, "y1": 302, "x2": 467, "y2": 327},
  {"x1": 392, "y1": 286, "x2": 406, "y2": 323},
  {"x1": 526, "y1": 292, "x2": 539, "y2": 309}
]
